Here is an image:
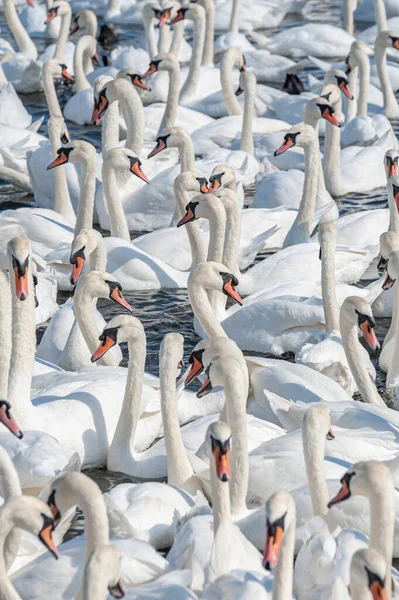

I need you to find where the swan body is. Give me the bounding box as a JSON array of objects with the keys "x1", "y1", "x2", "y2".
[{"x1": 265, "y1": 24, "x2": 354, "y2": 58}]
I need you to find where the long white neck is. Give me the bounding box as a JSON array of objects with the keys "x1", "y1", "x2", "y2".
[
  {"x1": 54, "y1": 7, "x2": 72, "y2": 62},
  {"x1": 180, "y1": 8, "x2": 206, "y2": 102},
  {"x1": 323, "y1": 88, "x2": 343, "y2": 197},
  {"x1": 284, "y1": 136, "x2": 320, "y2": 246},
  {"x1": 219, "y1": 190, "x2": 241, "y2": 276},
  {"x1": 77, "y1": 484, "x2": 109, "y2": 564},
  {"x1": 375, "y1": 36, "x2": 399, "y2": 118},
  {"x1": 102, "y1": 159, "x2": 130, "y2": 241},
  {"x1": 356, "y1": 53, "x2": 370, "y2": 117},
  {"x1": 173, "y1": 178, "x2": 206, "y2": 266},
  {"x1": 0, "y1": 503, "x2": 24, "y2": 600},
  {"x1": 345, "y1": 66, "x2": 358, "y2": 122},
  {"x1": 240, "y1": 74, "x2": 255, "y2": 154},
  {"x1": 3, "y1": 0, "x2": 37, "y2": 60},
  {"x1": 343, "y1": 0, "x2": 355, "y2": 35},
  {"x1": 272, "y1": 514, "x2": 296, "y2": 600},
  {"x1": 200, "y1": 0, "x2": 214, "y2": 66},
  {"x1": 303, "y1": 420, "x2": 331, "y2": 520},
  {"x1": 177, "y1": 134, "x2": 196, "y2": 173},
  {"x1": 74, "y1": 160, "x2": 96, "y2": 237},
  {"x1": 160, "y1": 341, "x2": 194, "y2": 490},
  {"x1": 188, "y1": 277, "x2": 227, "y2": 338},
  {"x1": 229, "y1": 0, "x2": 240, "y2": 33},
  {"x1": 73, "y1": 37, "x2": 92, "y2": 93},
  {"x1": 158, "y1": 24, "x2": 171, "y2": 54},
  {"x1": 386, "y1": 282, "x2": 399, "y2": 389},
  {"x1": 0, "y1": 269, "x2": 11, "y2": 399},
  {"x1": 340, "y1": 312, "x2": 385, "y2": 406},
  {"x1": 206, "y1": 196, "x2": 227, "y2": 263},
  {"x1": 48, "y1": 119, "x2": 76, "y2": 223},
  {"x1": 221, "y1": 53, "x2": 242, "y2": 116},
  {"x1": 43, "y1": 63, "x2": 63, "y2": 118},
  {"x1": 116, "y1": 83, "x2": 144, "y2": 155},
  {"x1": 368, "y1": 471, "x2": 395, "y2": 597},
  {"x1": 320, "y1": 225, "x2": 340, "y2": 331},
  {"x1": 387, "y1": 182, "x2": 399, "y2": 233},
  {"x1": 73, "y1": 280, "x2": 118, "y2": 367},
  {"x1": 223, "y1": 360, "x2": 249, "y2": 517},
  {"x1": 7, "y1": 261, "x2": 35, "y2": 425},
  {"x1": 107, "y1": 328, "x2": 146, "y2": 467},
  {"x1": 157, "y1": 63, "x2": 180, "y2": 137},
  {"x1": 210, "y1": 455, "x2": 231, "y2": 533},
  {"x1": 102, "y1": 102, "x2": 119, "y2": 154},
  {"x1": 374, "y1": 0, "x2": 388, "y2": 32},
  {"x1": 0, "y1": 449, "x2": 22, "y2": 572},
  {"x1": 169, "y1": 22, "x2": 185, "y2": 57},
  {"x1": 89, "y1": 239, "x2": 107, "y2": 272},
  {"x1": 143, "y1": 13, "x2": 156, "y2": 59}
]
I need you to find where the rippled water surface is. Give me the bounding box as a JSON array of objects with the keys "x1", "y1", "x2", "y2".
[{"x1": 0, "y1": 0, "x2": 397, "y2": 538}]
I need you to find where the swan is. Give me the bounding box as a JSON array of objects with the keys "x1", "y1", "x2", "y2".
[
  {"x1": 263, "y1": 23, "x2": 354, "y2": 59},
  {"x1": 373, "y1": 30, "x2": 399, "y2": 119},
  {"x1": 379, "y1": 250, "x2": 399, "y2": 408},
  {"x1": 90, "y1": 315, "x2": 225, "y2": 479},
  {"x1": 12, "y1": 472, "x2": 170, "y2": 597},
  {"x1": 296, "y1": 223, "x2": 378, "y2": 395},
  {"x1": 80, "y1": 544, "x2": 124, "y2": 600},
  {"x1": 63, "y1": 34, "x2": 99, "y2": 125},
  {"x1": 40, "y1": 1, "x2": 75, "y2": 74},
  {"x1": 103, "y1": 332, "x2": 208, "y2": 550},
  {"x1": 211, "y1": 0, "x2": 292, "y2": 32},
  {"x1": 347, "y1": 548, "x2": 389, "y2": 600}
]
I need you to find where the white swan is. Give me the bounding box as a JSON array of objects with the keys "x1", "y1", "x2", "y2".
[
  {"x1": 63, "y1": 34, "x2": 99, "y2": 125},
  {"x1": 264, "y1": 23, "x2": 354, "y2": 59}
]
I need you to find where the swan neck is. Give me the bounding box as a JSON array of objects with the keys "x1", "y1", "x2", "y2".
[
  {"x1": 240, "y1": 79, "x2": 255, "y2": 155},
  {"x1": 357, "y1": 54, "x2": 370, "y2": 117},
  {"x1": 272, "y1": 516, "x2": 296, "y2": 600},
  {"x1": 343, "y1": 0, "x2": 355, "y2": 34},
  {"x1": 180, "y1": 13, "x2": 205, "y2": 101},
  {"x1": 143, "y1": 15, "x2": 157, "y2": 59},
  {"x1": 303, "y1": 423, "x2": 330, "y2": 518},
  {"x1": 80, "y1": 488, "x2": 109, "y2": 563},
  {"x1": 43, "y1": 66, "x2": 63, "y2": 118},
  {"x1": 158, "y1": 23, "x2": 171, "y2": 54},
  {"x1": 221, "y1": 194, "x2": 241, "y2": 275},
  {"x1": 374, "y1": 0, "x2": 387, "y2": 31},
  {"x1": 178, "y1": 137, "x2": 195, "y2": 173},
  {"x1": 201, "y1": 0, "x2": 214, "y2": 66},
  {"x1": 188, "y1": 280, "x2": 227, "y2": 337},
  {"x1": 101, "y1": 101, "x2": 120, "y2": 155},
  {"x1": 207, "y1": 201, "x2": 226, "y2": 263},
  {"x1": 173, "y1": 181, "x2": 206, "y2": 266},
  {"x1": 169, "y1": 22, "x2": 184, "y2": 57},
  {"x1": 74, "y1": 160, "x2": 97, "y2": 236},
  {"x1": 48, "y1": 122, "x2": 76, "y2": 223},
  {"x1": 369, "y1": 479, "x2": 394, "y2": 595},
  {"x1": 221, "y1": 55, "x2": 242, "y2": 116},
  {"x1": 74, "y1": 39, "x2": 91, "y2": 93},
  {"x1": 0, "y1": 269, "x2": 11, "y2": 399},
  {"x1": 157, "y1": 63, "x2": 180, "y2": 137},
  {"x1": 320, "y1": 229, "x2": 339, "y2": 331},
  {"x1": 3, "y1": 0, "x2": 37, "y2": 60},
  {"x1": 387, "y1": 185, "x2": 399, "y2": 234},
  {"x1": 323, "y1": 92, "x2": 342, "y2": 197},
  {"x1": 102, "y1": 160, "x2": 131, "y2": 241},
  {"x1": 375, "y1": 40, "x2": 399, "y2": 116},
  {"x1": 118, "y1": 88, "x2": 144, "y2": 156},
  {"x1": 386, "y1": 283, "x2": 399, "y2": 389},
  {"x1": 54, "y1": 9, "x2": 71, "y2": 62},
  {"x1": 0, "y1": 506, "x2": 22, "y2": 600},
  {"x1": 229, "y1": 0, "x2": 240, "y2": 33}
]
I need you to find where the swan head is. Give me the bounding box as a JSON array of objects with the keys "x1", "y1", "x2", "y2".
[
  {"x1": 174, "y1": 171, "x2": 209, "y2": 196},
  {"x1": 75, "y1": 34, "x2": 99, "y2": 68},
  {"x1": 7, "y1": 237, "x2": 32, "y2": 302},
  {"x1": 148, "y1": 126, "x2": 190, "y2": 158},
  {"x1": 70, "y1": 9, "x2": 97, "y2": 35},
  {"x1": 70, "y1": 229, "x2": 104, "y2": 285},
  {"x1": 47, "y1": 116, "x2": 69, "y2": 146},
  {"x1": 177, "y1": 192, "x2": 220, "y2": 227},
  {"x1": 378, "y1": 231, "x2": 399, "y2": 272},
  {"x1": 385, "y1": 149, "x2": 399, "y2": 179},
  {"x1": 305, "y1": 96, "x2": 341, "y2": 127},
  {"x1": 263, "y1": 491, "x2": 296, "y2": 571},
  {"x1": 84, "y1": 545, "x2": 124, "y2": 600},
  {"x1": 196, "y1": 351, "x2": 246, "y2": 399},
  {"x1": 222, "y1": 47, "x2": 246, "y2": 72},
  {"x1": 185, "y1": 337, "x2": 240, "y2": 385},
  {"x1": 340, "y1": 296, "x2": 379, "y2": 351},
  {"x1": 322, "y1": 69, "x2": 353, "y2": 100},
  {"x1": 47, "y1": 140, "x2": 97, "y2": 170},
  {"x1": 350, "y1": 549, "x2": 387, "y2": 600},
  {"x1": 188, "y1": 262, "x2": 243, "y2": 305},
  {"x1": 302, "y1": 405, "x2": 335, "y2": 445},
  {"x1": 345, "y1": 40, "x2": 372, "y2": 74},
  {"x1": 117, "y1": 70, "x2": 152, "y2": 92},
  {"x1": 75, "y1": 271, "x2": 133, "y2": 313},
  {"x1": 0, "y1": 401, "x2": 23, "y2": 439},
  {"x1": 104, "y1": 148, "x2": 150, "y2": 183},
  {"x1": 207, "y1": 421, "x2": 232, "y2": 482},
  {"x1": 169, "y1": 3, "x2": 205, "y2": 25},
  {"x1": 274, "y1": 123, "x2": 315, "y2": 156},
  {"x1": 43, "y1": 59, "x2": 74, "y2": 83},
  {"x1": 208, "y1": 165, "x2": 237, "y2": 193},
  {"x1": 91, "y1": 315, "x2": 144, "y2": 362},
  {"x1": 235, "y1": 70, "x2": 256, "y2": 96},
  {"x1": 8, "y1": 496, "x2": 59, "y2": 559},
  {"x1": 328, "y1": 461, "x2": 392, "y2": 508},
  {"x1": 142, "y1": 53, "x2": 178, "y2": 80},
  {"x1": 375, "y1": 31, "x2": 399, "y2": 51},
  {"x1": 45, "y1": 0, "x2": 71, "y2": 24}
]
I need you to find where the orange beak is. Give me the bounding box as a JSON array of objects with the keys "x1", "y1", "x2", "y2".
[
  {"x1": 199, "y1": 180, "x2": 208, "y2": 193},
  {"x1": 274, "y1": 137, "x2": 295, "y2": 156},
  {"x1": 130, "y1": 161, "x2": 149, "y2": 183},
  {"x1": 70, "y1": 256, "x2": 85, "y2": 285},
  {"x1": 27, "y1": 0, "x2": 34, "y2": 6},
  {"x1": 196, "y1": 375, "x2": 212, "y2": 398},
  {"x1": 132, "y1": 75, "x2": 152, "y2": 91},
  {"x1": 148, "y1": 139, "x2": 166, "y2": 158},
  {"x1": 223, "y1": 279, "x2": 243, "y2": 305},
  {"x1": 359, "y1": 321, "x2": 380, "y2": 351},
  {"x1": 70, "y1": 20, "x2": 79, "y2": 34},
  {"x1": 13, "y1": 266, "x2": 29, "y2": 300},
  {"x1": 392, "y1": 39, "x2": 399, "y2": 51},
  {"x1": 213, "y1": 445, "x2": 231, "y2": 481},
  {"x1": 61, "y1": 66, "x2": 74, "y2": 82},
  {"x1": 177, "y1": 205, "x2": 196, "y2": 227},
  {"x1": 338, "y1": 80, "x2": 354, "y2": 100},
  {"x1": 91, "y1": 94, "x2": 108, "y2": 124},
  {"x1": 322, "y1": 108, "x2": 341, "y2": 127},
  {"x1": 142, "y1": 63, "x2": 158, "y2": 78},
  {"x1": 169, "y1": 10, "x2": 185, "y2": 24},
  {"x1": 185, "y1": 356, "x2": 204, "y2": 385},
  {"x1": 91, "y1": 335, "x2": 117, "y2": 362},
  {"x1": 47, "y1": 151, "x2": 69, "y2": 170},
  {"x1": 45, "y1": 9, "x2": 57, "y2": 24},
  {"x1": 110, "y1": 287, "x2": 133, "y2": 312},
  {"x1": 328, "y1": 479, "x2": 351, "y2": 508},
  {"x1": 370, "y1": 580, "x2": 388, "y2": 600},
  {"x1": 263, "y1": 525, "x2": 284, "y2": 570},
  {"x1": 0, "y1": 402, "x2": 23, "y2": 439},
  {"x1": 207, "y1": 179, "x2": 221, "y2": 193},
  {"x1": 39, "y1": 523, "x2": 59, "y2": 559},
  {"x1": 158, "y1": 9, "x2": 170, "y2": 26}
]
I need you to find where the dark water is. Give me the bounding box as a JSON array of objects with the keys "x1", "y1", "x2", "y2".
[{"x1": 0, "y1": 0, "x2": 397, "y2": 539}]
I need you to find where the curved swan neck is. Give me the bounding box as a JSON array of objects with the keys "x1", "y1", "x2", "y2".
[
  {"x1": 108, "y1": 327, "x2": 146, "y2": 461},
  {"x1": 240, "y1": 74, "x2": 255, "y2": 155},
  {"x1": 0, "y1": 448, "x2": 22, "y2": 572},
  {"x1": 340, "y1": 313, "x2": 385, "y2": 406},
  {"x1": 323, "y1": 87, "x2": 343, "y2": 197},
  {"x1": 160, "y1": 338, "x2": 194, "y2": 488},
  {"x1": 54, "y1": 6, "x2": 72, "y2": 62},
  {"x1": 77, "y1": 486, "x2": 109, "y2": 563},
  {"x1": 284, "y1": 135, "x2": 320, "y2": 246},
  {"x1": 188, "y1": 279, "x2": 227, "y2": 337},
  {"x1": 345, "y1": 66, "x2": 358, "y2": 122},
  {"x1": 74, "y1": 160, "x2": 97, "y2": 237},
  {"x1": 0, "y1": 269, "x2": 11, "y2": 399},
  {"x1": 74, "y1": 36, "x2": 92, "y2": 93},
  {"x1": 199, "y1": 0, "x2": 214, "y2": 66},
  {"x1": 0, "y1": 503, "x2": 23, "y2": 600},
  {"x1": 220, "y1": 191, "x2": 241, "y2": 275},
  {"x1": 143, "y1": 12, "x2": 157, "y2": 59},
  {"x1": 221, "y1": 52, "x2": 242, "y2": 116},
  {"x1": 374, "y1": 0, "x2": 388, "y2": 32},
  {"x1": 229, "y1": 0, "x2": 240, "y2": 32},
  {"x1": 48, "y1": 118, "x2": 76, "y2": 223},
  {"x1": 180, "y1": 7, "x2": 206, "y2": 102},
  {"x1": 386, "y1": 282, "x2": 399, "y2": 389},
  {"x1": 319, "y1": 224, "x2": 340, "y2": 331},
  {"x1": 176, "y1": 134, "x2": 195, "y2": 173},
  {"x1": 113, "y1": 82, "x2": 144, "y2": 155},
  {"x1": 43, "y1": 63, "x2": 63, "y2": 118},
  {"x1": 3, "y1": 0, "x2": 37, "y2": 60},
  {"x1": 158, "y1": 61, "x2": 180, "y2": 137},
  {"x1": 272, "y1": 514, "x2": 296, "y2": 600},
  {"x1": 102, "y1": 159, "x2": 131, "y2": 241},
  {"x1": 173, "y1": 178, "x2": 206, "y2": 266},
  {"x1": 375, "y1": 35, "x2": 399, "y2": 118}
]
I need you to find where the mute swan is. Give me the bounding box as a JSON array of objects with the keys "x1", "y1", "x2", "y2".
[
  {"x1": 348, "y1": 548, "x2": 389, "y2": 600},
  {"x1": 379, "y1": 250, "x2": 399, "y2": 408},
  {"x1": 40, "y1": 1, "x2": 75, "y2": 74},
  {"x1": 81, "y1": 544, "x2": 124, "y2": 600},
  {"x1": 264, "y1": 23, "x2": 354, "y2": 59},
  {"x1": 12, "y1": 472, "x2": 170, "y2": 598}
]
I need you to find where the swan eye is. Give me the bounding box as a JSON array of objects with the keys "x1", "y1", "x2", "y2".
[{"x1": 355, "y1": 309, "x2": 376, "y2": 330}]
